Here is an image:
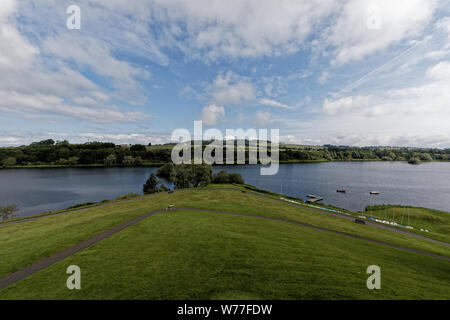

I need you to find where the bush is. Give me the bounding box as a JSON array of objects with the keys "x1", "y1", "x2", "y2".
[
  {"x1": 408, "y1": 157, "x2": 422, "y2": 165},
  {"x1": 143, "y1": 173, "x2": 160, "y2": 194},
  {"x1": 419, "y1": 153, "x2": 433, "y2": 161},
  {"x1": 228, "y1": 173, "x2": 245, "y2": 184},
  {"x1": 2, "y1": 157, "x2": 16, "y2": 168},
  {"x1": 212, "y1": 170, "x2": 245, "y2": 184},
  {"x1": 212, "y1": 170, "x2": 229, "y2": 184},
  {"x1": 157, "y1": 163, "x2": 176, "y2": 180},
  {"x1": 174, "y1": 164, "x2": 212, "y2": 189}
]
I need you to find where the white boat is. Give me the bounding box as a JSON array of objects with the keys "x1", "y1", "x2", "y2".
[{"x1": 370, "y1": 191, "x2": 380, "y2": 195}]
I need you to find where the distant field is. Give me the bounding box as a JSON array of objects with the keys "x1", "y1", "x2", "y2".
[{"x1": 0, "y1": 185, "x2": 449, "y2": 299}]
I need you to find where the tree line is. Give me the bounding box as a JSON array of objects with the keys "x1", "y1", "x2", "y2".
[{"x1": 1, "y1": 139, "x2": 449, "y2": 168}]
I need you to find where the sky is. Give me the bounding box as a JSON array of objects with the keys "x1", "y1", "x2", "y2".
[{"x1": 0, "y1": 0, "x2": 450, "y2": 148}]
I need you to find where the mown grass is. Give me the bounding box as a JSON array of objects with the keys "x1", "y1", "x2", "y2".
[
  {"x1": 365, "y1": 205, "x2": 450, "y2": 243},
  {"x1": 0, "y1": 186, "x2": 449, "y2": 282},
  {"x1": 1, "y1": 210, "x2": 449, "y2": 300}
]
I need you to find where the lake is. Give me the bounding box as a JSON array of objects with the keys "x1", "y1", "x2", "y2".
[{"x1": 0, "y1": 162, "x2": 449, "y2": 217}]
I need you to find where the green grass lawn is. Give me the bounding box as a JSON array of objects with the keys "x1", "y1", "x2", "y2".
[
  {"x1": 1, "y1": 210, "x2": 449, "y2": 300},
  {"x1": 0, "y1": 185, "x2": 449, "y2": 299},
  {"x1": 365, "y1": 205, "x2": 450, "y2": 243},
  {"x1": 1, "y1": 186, "x2": 449, "y2": 280}
]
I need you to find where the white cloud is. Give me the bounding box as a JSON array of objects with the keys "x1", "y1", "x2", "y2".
[
  {"x1": 255, "y1": 111, "x2": 272, "y2": 126},
  {"x1": 314, "y1": 59, "x2": 450, "y2": 147},
  {"x1": 318, "y1": 71, "x2": 331, "y2": 84},
  {"x1": 78, "y1": 133, "x2": 170, "y2": 145},
  {"x1": 323, "y1": 95, "x2": 372, "y2": 115},
  {"x1": 42, "y1": 34, "x2": 150, "y2": 99},
  {"x1": 426, "y1": 61, "x2": 450, "y2": 79},
  {"x1": 0, "y1": 91, "x2": 148, "y2": 123},
  {"x1": 260, "y1": 75, "x2": 288, "y2": 97},
  {"x1": 259, "y1": 98, "x2": 295, "y2": 110},
  {"x1": 0, "y1": 0, "x2": 151, "y2": 123},
  {"x1": 0, "y1": 0, "x2": 39, "y2": 69},
  {"x1": 324, "y1": 0, "x2": 436, "y2": 65},
  {"x1": 206, "y1": 72, "x2": 256, "y2": 106},
  {"x1": 201, "y1": 104, "x2": 225, "y2": 126},
  {"x1": 150, "y1": 0, "x2": 336, "y2": 61}
]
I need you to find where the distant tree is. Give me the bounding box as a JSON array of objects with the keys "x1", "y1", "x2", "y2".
[
  {"x1": 122, "y1": 156, "x2": 135, "y2": 166},
  {"x1": 419, "y1": 153, "x2": 433, "y2": 161},
  {"x1": 130, "y1": 144, "x2": 146, "y2": 152},
  {"x1": 157, "y1": 163, "x2": 176, "y2": 180},
  {"x1": 174, "y1": 165, "x2": 192, "y2": 189},
  {"x1": 212, "y1": 171, "x2": 244, "y2": 184},
  {"x1": 228, "y1": 173, "x2": 245, "y2": 184},
  {"x1": 56, "y1": 140, "x2": 70, "y2": 146},
  {"x1": 134, "y1": 156, "x2": 143, "y2": 166},
  {"x1": 104, "y1": 154, "x2": 117, "y2": 166},
  {"x1": 2, "y1": 157, "x2": 17, "y2": 168},
  {"x1": 387, "y1": 152, "x2": 396, "y2": 160},
  {"x1": 190, "y1": 164, "x2": 212, "y2": 188},
  {"x1": 0, "y1": 205, "x2": 18, "y2": 221},
  {"x1": 143, "y1": 173, "x2": 160, "y2": 194},
  {"x1": 31, "y1": 139, "x2": 55, "y2": 146},
  {"x1": 173, "y1": 164, "x2": 212, "y2": 189},
  {"x1": 408, "y1": 158, "x2": 422, "y2": 165},
  {"x1": 212, "y1": 170, "x2": 229, "y2": 184},
  {"x1": 67, "y1": 156, "x2": 79, "y2": 165}
]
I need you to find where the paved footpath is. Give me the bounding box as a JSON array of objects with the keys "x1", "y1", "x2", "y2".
[{"x1": 1, "y1": 207, "x2": 449, "y2": 292}]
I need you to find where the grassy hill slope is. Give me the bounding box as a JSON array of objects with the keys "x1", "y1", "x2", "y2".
[{"x1": 0, "y1": 185, "x2": 449, "y2": 299}]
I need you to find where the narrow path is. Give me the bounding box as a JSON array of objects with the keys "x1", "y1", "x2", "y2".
[
  {"x1": 0, "y1": 209, "x2": 165, "y2": 291},
  {"x1": 0, "y1": 207, "x2": 449, "y2": 292}
]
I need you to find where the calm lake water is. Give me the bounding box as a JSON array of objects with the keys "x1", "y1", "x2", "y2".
[{"x1": 0, "y1": 162, "x2": 449, "y2": 217}]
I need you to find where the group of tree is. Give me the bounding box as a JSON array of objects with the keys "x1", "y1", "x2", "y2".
[
  {"x1": 211, "y1": 170, "x2": 245, "y2": 184},
  {"x1": 144, "y1": 163, "x2": 245, "y2": 194},
  {"x1": 1, "y1": 139, "x2": 449, "y2": 168},
  {"x1": 0, "y1": 140, "x2": 172, "y2": 168},
  {"x1": 143, "y1": 173, "x2": 169, "y2": 194}
]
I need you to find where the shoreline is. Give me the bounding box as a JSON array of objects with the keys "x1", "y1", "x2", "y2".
[{"x1": 1, "y1": 159, "x2": 449, "y2": 170}]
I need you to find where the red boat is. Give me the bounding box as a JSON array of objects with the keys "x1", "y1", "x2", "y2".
[{"x1": 337, "y1": 189, "x2": 346, "y2": 193}]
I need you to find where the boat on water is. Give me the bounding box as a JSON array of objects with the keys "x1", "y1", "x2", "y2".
[
  {"x1": 370, "y1": 191, "x2": 380, "y2": 195},
  {"x1": 337, "y1": 189, "x2": 346, "y2": 193}
]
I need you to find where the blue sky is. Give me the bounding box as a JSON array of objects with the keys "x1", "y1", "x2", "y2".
[{"x1": 1, "y1": 0, "x2": 450, "y2": 147}]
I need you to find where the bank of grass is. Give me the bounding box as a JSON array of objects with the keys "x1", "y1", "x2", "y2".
[
  {"x1": 1, "y1": 210, "x2": 449, "y2": 300},
  {"x1": 220, "y1": 184, "x2": 450, "y2": 243},
  {"x1": 0, "y1": 185, "x2": 449, "y2": 285},
  {"x1": 0, "y1": 193, "x2": 142, "y2": 225},
  {"x1": 365, "y1": 205, "x2": 450, "y2": 243}
]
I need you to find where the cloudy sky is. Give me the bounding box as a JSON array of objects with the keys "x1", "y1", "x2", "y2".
[{"x1": 1, "y1": 0, "x2": 450, "y2": 147}]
